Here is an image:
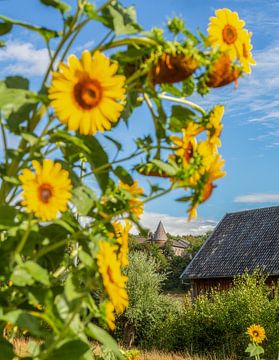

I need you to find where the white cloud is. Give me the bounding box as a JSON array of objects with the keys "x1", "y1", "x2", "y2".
[
  {"x1": 131, "y1": 211, "x2": 217, "y2": 236},
  {"x1": 234, "y1": 193, "x2": 279, "y2": 203},
  {"x1": 0, "y1": 40, "x2": 50, "y2": 77}
]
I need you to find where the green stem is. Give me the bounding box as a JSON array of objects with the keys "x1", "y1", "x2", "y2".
[
  {"x1": 34, "y1": 239, "x2": 69, "y2": 260},
  {"x1": 143, "y1": 93, "x2": 161, "y2": 159},
  {"x1": 99, "y1": 37, "x2": 157, "y2": 51},
  {"x1": 0, "y1": 118, "x2": 8, "y2": 167},
  {"x1": 15, "y1": 214, "x2": 33, "y2": 256},
  {"x1": 158, "y1": 93, "x2": 206, "y2": 115}
]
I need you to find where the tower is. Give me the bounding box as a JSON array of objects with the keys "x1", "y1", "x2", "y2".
[{"x1": 152, "y1": 221, "x2": 168, "y2": 247}]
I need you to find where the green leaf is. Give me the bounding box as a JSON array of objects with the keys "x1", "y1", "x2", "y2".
[
  {"x1": 84, "y1": 3, "x2": 108, "y2": 25},
  {"x1": 5, "y1": 76, "x2": 29, "y2": 90},
  {"x1": 104, "y1": 135, "x2": 122, "y2": 151},
  {"x1": 152, "y1": 159, "x2": 177, "y2": 176},
  {"x1": 39, "y1": 0, "x2": 71, "y2": 13},
  {"x1": 175, "y1": 196, "x2": 192, "y2": 202},
  {"x1": 11, "y1": 261, "x2": 50, "y2": 286},
  {"x1": 0, "y1": 338, "x2": 14, "y2": 359},
  {"x1": 182, "y1": 76, "x2": 195, "y2": 97},
  {"x1": 0, "y1": 205, "x2": 17, "y2": 228},
  {"x1": 0, "y1": 80, "x2": 37, "y2": 120},
  {"x1": 46, "y1": 339, "x2": 90, "y2": 360},
  {"x1": 0, "y1": 15, "x2": 60, "y2": 41},
  {"x1": 24, "y1": 261, "x2": 50, "y2": 286},
  {"x1": 2, "y1": 310, "x2": 46, "y2": 337},
  {"x1": 50, "y1": 132, "x2": 110, "y2": 192},
  {"x1": 11, "y1": 266, "x2": 34, "y2": 286},
  {"x1": 245, "y1": 343, "x2": 264, "y2": 357},
  {"x1": 169, "y1": 105, "x2": 195, "y2": 132},
  {"x1": 72, "y1": 186, "x2": 96, "y2": 216},
  {"x1": 160, "y1": 84, "x2": 183, "y2": 97},
  {"x1": 113, "y1": 166, "x2": 133, "y2": 185},
  {"x1": 86, "y1": 323, "x2": 123, "y2": 360},
  {"x1": 103, "y1": 1, "x2": 142, "y2": 36},
  {"x1": 79, "y1": 135, "x2": 110, "y2": 192},
  {"x1": 0, "y1": 21, "x2": 13, "y2": 36}
]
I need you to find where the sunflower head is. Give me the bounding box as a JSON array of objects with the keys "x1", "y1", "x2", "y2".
[
  {"x1": 206, "y1": 53, "x2": 241, "y2": 88},
  {"x1": 151, "y1": 53, "x2": 199, "y2": 85},
  {"x1": 119, "y1": 181, "x2": 144, "y2": 219},
  {"x1": 239, "y1": 30, "x2": 256, "y2": 74},
  {"x1": 49, "y1": 50, "x2": 126, "y2": 135},
  {"x1": 19, "y1": 160, "x2": 72, "y2": 221},
  {"x1": 208, "y1": 8, "x2": 246, "y2": 61},
  {"x1": 97, "y1": 241, "x2": 128, "y2": 313},
  {"x1": 247, "y1": 324, "x2": 266, "y2": 344}
]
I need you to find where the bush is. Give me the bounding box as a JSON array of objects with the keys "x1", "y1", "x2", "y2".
[
  {"x1": 181, "y1": 272, "x2": 279, "y2": 358},
  {"x1": 117, "y1": 252, "x2": 183, "y2": 349}
]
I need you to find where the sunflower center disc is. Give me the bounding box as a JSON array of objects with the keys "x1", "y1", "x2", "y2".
[
  {"x1": 222, "y1": 24, "x2": 237, "y2": 44},
  {"x1": 39, "y1": 184, "x2": 53, "y2": 203},
  {"x1": 74, "y1": 79, "x2": 102, "y2": 110}
]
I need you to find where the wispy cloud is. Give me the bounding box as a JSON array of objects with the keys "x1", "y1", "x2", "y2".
[
  {"x1": 131, "y1": 211, "x2": 217, "y2": 236},
  {"x1": 0, "y1": 40, "x2": 50, "y2": 77},
  {"x1": 234, "y1": 193, "x2": 279, "y2": 203}
]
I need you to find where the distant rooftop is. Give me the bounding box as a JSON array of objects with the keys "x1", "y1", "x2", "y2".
[
  {"x1": 181, "y1": 206, "x2": 279, "y2": 279},
  {"x1": 153, "y1": 221, "x2": 168, "y2": 242}
]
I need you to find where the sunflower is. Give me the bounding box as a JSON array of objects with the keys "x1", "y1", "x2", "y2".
[
  {"x1": 206, "y1": 53, "x2": 241, "y2": 88},
  {"x1": 201, "y1": 153, "x2": 226, "y2": 202},
  {"x1": 104, "y1": 301, "x2": 116, "y2": 330},
  {"x1": 97, "y1": 241, "x2": 128, "y2": 313},
  {"x1": 239, "y1": 31, "x2": 256, "y2": 74},
  {"x1": 151, "y1": 53, "x2": 199, "y2": 84},
  {"x1": 119, "y1": 181, "x2": 144, "y2": 219},
  {"x1": 49, "y1": 50, "x2": 126, "y2": 135},
  {"x1": 247, "y1": 324, "x2": 266, "y2": 344},
  {"x1": 19, "y1": 160, "x2": 72, "y2": 221},
  {"x1": 206, "y1": 105, "x2": 224, "y2": 148},
  {"x1": 113, "y1": 220, "x2": 132, "y2": 267},
  {"x1": 208, "y1": 8, "x2": 247, "y2": 61}
]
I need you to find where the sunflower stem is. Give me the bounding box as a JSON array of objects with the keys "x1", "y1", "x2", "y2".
[
  {"x1": 158, "y1": 93, "x2": 206, "y2": 115},
  {"x1": 15, "y1": 214, "x2": 33, "y2": 257}
]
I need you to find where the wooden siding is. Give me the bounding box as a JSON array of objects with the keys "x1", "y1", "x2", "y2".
[{"x1": 191, "y1": 275, "x2": 279, "y2": 297}]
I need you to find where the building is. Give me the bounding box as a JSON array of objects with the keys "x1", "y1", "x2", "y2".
[
  {"x1": 181, "y1": 206, "x2": 279, "y2": 297},
  {"x1": 149, "y1": 221, "x2": 189, "y2": 256}
]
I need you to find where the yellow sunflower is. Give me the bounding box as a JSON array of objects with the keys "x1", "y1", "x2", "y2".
[
  {"x1": 239, "y1": 31, "x2": 256, "y2": 74},
  {"x1": 170, "y1": 122, "x2": 204, "y2": 167},
  {"x1": 207, "y1": 105, "x2": 224, "y2": 148},
  {"x1": 19, "y1": 160, "x2": 72, "y2": 221},
  {"x1": 113, "y1": 220, "x2": 132, "y2": 267},
  {"x1": 119, "y1": 181, "x2": 144, "y2": 219},
  {"x1": 208, "y1": 8, "x2": 247, "y2": 61},
  {"x1": 201, "y1": 153, "x2": 226, "y2": 202},
  {"x1": 104, "y1": 301, "x2": 116, "y2": 331},
  {"x1": 49, "y1": 50, "x2": 126, "y2": 135},
  {"x1": 247, "y1": 324, "x2": 266, "y2": 344},
  {"x1": 97, "y1": 241, "x2": 128, "y2": 313}
]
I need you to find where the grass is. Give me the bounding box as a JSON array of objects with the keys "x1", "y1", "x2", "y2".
[{"x1": 12, "y1": 338, "x2": 235, "y2": 359}]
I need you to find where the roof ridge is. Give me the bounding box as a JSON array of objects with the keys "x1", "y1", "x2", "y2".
[{"x1": 226, "y1": 205, "x2": 279, "y2": 216}]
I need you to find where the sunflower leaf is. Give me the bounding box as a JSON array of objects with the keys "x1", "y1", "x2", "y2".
[
  {"x1": 39, "y1": 0, "x2": 71, "y2": 13},
  {"x1": 0, "y1": 21, "x2": 13, "y2": 36},
  {"x1": 0, "y1": 15, "x2": 60, "y2": 42},
  {"x1": 102, "y1": 1, "x2": 142, "y2": 36},
  {"x1": 169, "y1": 105, "x2": 195, "y2": 132}
]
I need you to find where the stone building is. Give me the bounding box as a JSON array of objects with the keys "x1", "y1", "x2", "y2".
[{"x1": 149, "y1": 221, "x2": 189, "y2": 256}]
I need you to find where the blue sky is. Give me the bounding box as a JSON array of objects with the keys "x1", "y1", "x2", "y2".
[{"x1": 1, "y1": 0, "x2": 279, "y2": 234}]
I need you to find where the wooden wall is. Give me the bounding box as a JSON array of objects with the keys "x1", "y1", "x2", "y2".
[{"x1": 191, "y1": 275, "x2": 279, "y2": 298}]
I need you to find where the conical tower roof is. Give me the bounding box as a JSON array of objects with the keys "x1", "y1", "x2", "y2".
[{"x1": 153, "y1": 221, "x2": 168, "y2": 242}]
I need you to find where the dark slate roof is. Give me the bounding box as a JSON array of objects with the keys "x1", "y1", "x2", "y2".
[
  {"x1": 181, "y1": 206, "x2": 279, "y2": 279},
  {"x1": 173, "y1": 239, "x2": 189, "y2": 249},
  {"x1": 153, "y1": 221, "x2": 168, "y2": 242}
]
